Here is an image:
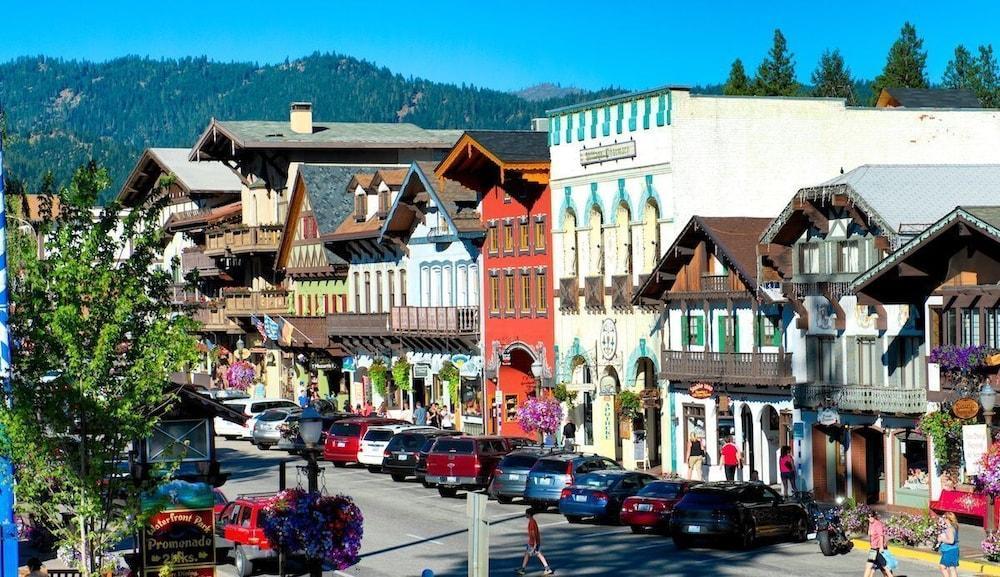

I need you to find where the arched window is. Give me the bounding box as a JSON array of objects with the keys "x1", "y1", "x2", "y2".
[
  {"x1": 589, "y1": 206, "x2": 605, "y2": 277},
  {"x1": 364, "y1": 272, "x2": 371, "y2": 313},
  {"x1": 564, "y1": 209, "x2": 578, "y2": 278},
  {"x1": 421, "y1": 266, "x2": 431, "y2": 306},
  {"x1": 643, "y1": 200, "x2": 661, "y2": 273},
  {"x1": 616, "y1": 201, "x2": 632, "y2": 276},
  {"x1": 432, "y1": 267, "x2": 443, "y2": 306},
  {"x1": 442, "y1": 265, "x2": 453, "y2": 306},
  {"x1": 457, "y1": 265, "x2": 468, "y2": 306},
  {"x1": 469, "y1": 265, "x2": 480, "y2": 307},
  {"x1": 353, "y1": 272, "x2": 361, "y2": 312}
]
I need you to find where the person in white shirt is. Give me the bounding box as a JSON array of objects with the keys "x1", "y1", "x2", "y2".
[{"x1": 439, "y1": 404, "x2": 453, "y2": 429}]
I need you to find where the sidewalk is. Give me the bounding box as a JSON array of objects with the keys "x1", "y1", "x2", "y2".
[{"x1": 853, "y1": 521, "x2": 1000, "y2": 576}]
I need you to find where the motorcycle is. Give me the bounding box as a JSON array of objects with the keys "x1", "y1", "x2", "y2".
[{"x1": 815, "y1": 497, "x2": 852, "y2": 556}]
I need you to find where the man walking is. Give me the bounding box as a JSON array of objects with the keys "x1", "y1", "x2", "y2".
[
  {"x1": 413, "y1": 401, "x2": 427, "y2": 426},
  {"x1": 516, "y1": 508, "x2": 554, "y2": 575},
  {"x1": 720, "y1": 436, "x2": 741, "y2": 481},
  {"x1": 562, "y1": 420, "x2": 576, "y2": 451}
]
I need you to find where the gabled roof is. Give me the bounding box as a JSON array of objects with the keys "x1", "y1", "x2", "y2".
[
  {"x1": 347, "y1": 172, "x2": 376, "y2": 193},
  {"x1": 876, "y1": 87, "x2": 982, "y2": 109},
  {"x1": 761, "y1": 164, "x2": 1000, "y2": 248},
  {"x1": 460, "y1": 131, "x2": 550, "y2": 164},
  {"x1": 634, "y1": 216, "x2": 772, "y2": 303},
  {"x1": 437, "y1": 130, "x2": 551, "y2": 190},
  {"x1": 164, "y1": 202, "x2": 242, "y2": 233},
  {"x1": 380, "y1": 162, "x2": 483, "y2": 241},
  {"x1": 370, "y1": 168, "x2": 409, "y2": 190},
  {"x1": 118, "y1": 148, "x2": 242, "y2": 204}
]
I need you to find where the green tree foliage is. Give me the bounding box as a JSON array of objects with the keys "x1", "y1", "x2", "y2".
[
  {"x1": 722, "y1": 59, "x2": 752, "y2": 96},
  {"x1": 811, "y1": 49, "x2": 857, "y2": 104},
  {"x1": 942, "y1": 45, "x2": 977, "y2": 89},
  {"x1": 0, "y1": 53, "x2": 620, "y2": 199},
  {"x1": 942, "y1": 44, "x2": 1000, "y2": 107},
  {"x1": 977, "y1": 45, "x2": 1000, "y2": 107},
  {"x1": 0, "y1": 160, "x2": 199, "y2": 574},
  {"x1": 872, "y1": 22, "x2": 929, "y2": 102},
  {"x1": 752, "y1": 29, "x2": 798, "y2": 96}
]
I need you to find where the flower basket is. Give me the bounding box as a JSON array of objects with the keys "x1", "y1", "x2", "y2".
[
  {"x1": 515, "y1": 397, "x2": 563, "y2": 436},
  {"x1": 261, "y1": 489, "x2": 363, "y2": 570},
  {"x1": 225, "y1": 360, "x2": 255, "y2": 391}
]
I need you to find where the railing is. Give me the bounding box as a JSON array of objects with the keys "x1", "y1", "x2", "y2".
[
  {"x1": 793, "y1": 383, "x2": 927, "y2": 414},
  {"x1": 191, "y1": 307, "x2": 241, "y2": 332},
  {"x1": 584, "y1": 276, "x2": 604, "y2": 310},
  {"x1": 559, "y1": 277, "x2": 579, "y2": 311},
  {"x1": 700, "y1": 274, "x2": 731, "y2": 292},
  {"x1": 390, "y1": 306, "x2": 479, "y2": 336},
  {"x1": 327, "y1": 313, "x2": 390, "y2": 336},
  {"x1": 611, "y1": 275, "x2": 632, "y2": 310},
  {"x1": 204, "y1": 225, "x2": 283, "y2": 256},
  {"x1": 661, "y1": 350, "x2": 794, "y2": 386},
  {"x1": 223, "y1": 288, "x2": 289, "y2": 315},
  {"x1": 789, "y1": 280, "x2": 853, "y2": 301},
  {"x1": 168, "y1": 284, "x2": 204, "y2": 306},
  {"x1": 181, "y1": 247, "x2": 220, "y2": 276}
]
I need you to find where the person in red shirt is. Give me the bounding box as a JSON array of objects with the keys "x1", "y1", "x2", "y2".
[
  {"x1": 516, "y1": 508, "x2": 554, "y2": 575},
  {"x1": 720, "y1": 436, "x2": 741, "y2": 481}
]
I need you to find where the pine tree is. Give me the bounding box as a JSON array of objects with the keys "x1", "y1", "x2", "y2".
[
  {"x1": 810, "y1": 49, "x2": 856, "y2": 104},
  {"x1": 871, "y1": 22, "x2": 928, "y2": 102},
  {"x1": 976, "y1": 45, "x2": 1000, "y2": 107},
  {"x1": 752, "y1": 29, "x2": 798, "y2": 96},
  {"x1": 942, "y1": 45, "x2": 977, "y2": 90},
  {"x1": 722, "y1": 59, "x2": 752, "y2": 96}
]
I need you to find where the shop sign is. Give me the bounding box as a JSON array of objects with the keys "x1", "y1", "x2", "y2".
[
  {"x1": 141, "y1": 481, "x2": 215, "y2": 575},
  {"x1": 963, "y1": 424, "x2": 989, "y2": 476},
  {"x1": 600, "y1": 319, "x2": 618, "y2": 361},
  {"x1": 342, "y1": 356, "x2": 356, "y2": 372},
  {"x1": 953, "y1": 397, "x2": 981, "y2": 420},
  {"x1": 688, "y1": 382, "x2": 714, "y2": 400},
  {"x1": 580, "y1": 140, "x2": 637, "y2": 166},
  {"x1": 639, "y1": 388, "x2": 661, "y2": 408},
  {"x1": 598, "y1": 375, "x2": 617, "y2": 396},
  {"x1": 817, "y1": 408, "x2": 840, "y2": 426}
]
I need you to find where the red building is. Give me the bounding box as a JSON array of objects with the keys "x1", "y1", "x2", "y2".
[{"x1": 438, "y1": 131, "x2": 553, "y2": 436}]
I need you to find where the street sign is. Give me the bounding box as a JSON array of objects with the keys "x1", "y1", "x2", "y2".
[
  {"x1": 963, "y1": 424, "x2": 989, "y2": 476},
  {"x1": 953, "y1": 397, "x2": 981, "y2": 420}
]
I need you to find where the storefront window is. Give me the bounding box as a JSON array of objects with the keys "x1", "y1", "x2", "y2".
[
  {"x1": 504, "y1": 395, "x2": 518, "y2": 422},
  {"x1": 582, "y1": 392, "x2": 594, "y2": 445},
  {"x1": 683, "y1": 404, "x2": 706, "y2": 448},
  {"x1": 897, "y1": 433, "x2": 929, "y2": 492},
  {"x1": 461, "y1": 377, "x2": 483, "y2": 418}
]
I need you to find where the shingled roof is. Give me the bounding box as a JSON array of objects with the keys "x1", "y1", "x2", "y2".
[
  {"x1": 197, "y1": 121, "x2": 462, "y2": 150},
  {"x1": 462, "y1": 130, "x2": 550, "y2": 163},
  {"x1": 876, "y1": 87, "x2": 982, "y2": 109},
  {"x1": 297, "y1": 164, "x2": 403, "y2": 234}
]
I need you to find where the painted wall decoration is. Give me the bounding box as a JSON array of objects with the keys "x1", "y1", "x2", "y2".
[{"x1": 141, "y1": 480, "x2": 216, "y2": 576}]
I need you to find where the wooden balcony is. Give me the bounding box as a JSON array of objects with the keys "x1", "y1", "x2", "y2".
[
  {"x1": 584, "y1": 276, "x2": 604, "y2": 311},
  {"x1": 328, "y1": 313, "x2": 390, "y2": 337},
  {"x1": 181, "y1": 247, "x2": 220, "y2": 277},
  {"x1": 390, "y1": 306, "x2": 479, "y2": 336},
  {"x1": 661, "y1": 349, "x2": 794, "y2": 386},
  {"x1": 222, "y1": 288, "x2": 289, "y2": 316},
  {"x1": 700, "y1": 274, "x2": 732, "y2": 292},
  {"x1": 793, "y1": 383, "x2": 927, "y2": 415},
  {"x1": 611, "y1": 275, "x2": 632, "y2": 310},
  {"x1": 559, "y1": 277, "x2": 579, "y2": 312},
  {"x1": 168, "y1": 284, "x2": 205, "y2": 306},
  {"x1": 191, "y1": 307, "x2": 243, "y2": 334},
  {"x1": 204, "y1": 225, "x2": 283, "y2": 257}
]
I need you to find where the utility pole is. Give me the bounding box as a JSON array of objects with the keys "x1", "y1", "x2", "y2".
[
  {"x1": 0, "y1": 137, "x2": 19, "y2": 577},
  {"x1": 467, "y1": 493, "x2": 488, "y2": 577}
]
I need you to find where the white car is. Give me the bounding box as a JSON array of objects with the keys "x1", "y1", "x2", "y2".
[
  {"x1": 358, "y1": 425, "x2": 437, "y2": 472},
  {"x1": 215, "y1": 398, "x2": 300, "y2": 440}
]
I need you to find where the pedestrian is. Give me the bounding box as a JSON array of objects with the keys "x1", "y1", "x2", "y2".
[
  {"x1": 414, "y1": 401, "x2": 428, "y2": 426},
  {"x1": 779, "y1": 445, "x2": 796, "y2": 497},
  {"x1": 400, "y1": 402, "x2": 413, "y2": 423},
  {"x1": 26, "y1": 557, "x2": 44, "y2": 577},
  {"x1": 685, "y1": 433, "x2": 705, "y2": 481},
  {"x1": 429, "y1": 403, "x2": 442, "y2": 428},
  {"x1": 562, "y1": 420, "x2": 577, "y2": 451},
  {"x1": 937, "y1": 511, "x2": 960, "y2": 577},
  {"x1": 439, "y1": 405, "x2": 453, "y2": 429},
  {"x1": 377, "y1": 400, "x2": 388, "y2": 417},
  {"x1": 297, "y1": 382, "x2": 309, "y2": 408},
  {"x1": 865, "y1": 510, "x2": 893, "y2": 577},
  {"x1": 363, "y1": 400, "x2": 374, "y2": 416},
  {"x1": 342, "y1": 398, "x2": 351, "y2": 412},
  {"x1": 720, "y1": 436, "x2": 741, "y2": 481},
  {"x1": 516, "y1": 508, "x2": 554, "y2": 576}
]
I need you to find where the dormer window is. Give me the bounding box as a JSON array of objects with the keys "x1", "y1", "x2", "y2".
[{"x1": 354, "y1": 193, "x2": 365, "y2": 222}]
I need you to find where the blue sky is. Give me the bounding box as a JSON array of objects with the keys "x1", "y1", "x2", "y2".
[{"x1": 2, "y1": 0, "x2": 999, "y2": 91}]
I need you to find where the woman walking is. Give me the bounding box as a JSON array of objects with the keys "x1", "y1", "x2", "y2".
[
  {"x1": 779, "y1": 446, "x2": 796, "y2": 496},
  {"x1": 864, "y1": 510, "x2": 893, "y2": 577},
  {"x1": 685, "y1": 433, "x2": 705, "y2": 481},
  {"x1": 937, "y1": 512, "x2": 960, "y2": 577}
]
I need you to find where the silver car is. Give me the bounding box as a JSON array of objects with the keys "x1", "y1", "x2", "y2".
[{"x1": 252, "y1": 408, "x2": 301, "y2": 450}]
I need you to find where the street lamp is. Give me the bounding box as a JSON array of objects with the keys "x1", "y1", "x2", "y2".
[
  {"x1": 236, "y1": 336, "x2": 245, "y2": 351},
  {"x1": 530, "y1": 358, "x2": 543, "y2": 396},
  {"x1": 298, "y1": 405, "x2": 324, "y2": 577},
  {"x1": 982, "y1": 384, "x2": 997, "y2": 532}
]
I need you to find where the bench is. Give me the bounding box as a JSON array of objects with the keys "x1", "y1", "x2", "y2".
[{"x1": 930, "y1": 489, "x2": 1000, "y2": 529}]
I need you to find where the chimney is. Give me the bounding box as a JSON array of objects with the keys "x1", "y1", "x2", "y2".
[{"x1": 290, "y1": 102, "x2": 313, "y2": 134}]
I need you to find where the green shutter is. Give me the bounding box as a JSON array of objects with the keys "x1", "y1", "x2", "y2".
[
  {"x1": 754, "y1": 316, "x2": 762, "y2": 348},
  {"x1": 772, "y1": 318, "x2": 782, "y2": 347},
  {"x1": 577, "y1": 111, "x2": 585, "y2": 140},
  {"x1": 695, "y1": 316, "x2": 705, "y2": 346},
  {"x1": 590, "y1": 109, "x2": 598, "y2": 138},
  {"x1": 566, "y1": 115, "x2": 573, "y2": 143},
  {"x1": 681, "y1": 314, "x2": 690, "y2": 345},
  {"x1": 656, "y1": 94, "x2": 666, "y2": 127},
  {"x1": 616, "y1": 103, "x2": 624, "y2": 134},
  {"x1": 718, "y1": 316, "x2": 727, "y2": 352},
  {"x1": 553, "y1": 116, "x2": 561, "y2": 145},
  {"x1": 629, "y1": 100, "x2": 638, "y2": 131},
  {"x1": 603, "y1": 106, "x2": 611, "y2": 136},
  {"x1": 734, "y1": 317, "x2": 740, "y2": 353},
  {"x1": 643, "y1": 97, "x2": 651, "y2": 129}
]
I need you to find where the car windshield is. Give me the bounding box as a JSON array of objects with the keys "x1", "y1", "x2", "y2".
[
  {"x1": 364, "y1": 429, "x2": 395, "y2": 442},
  {"x1": 259, "y1": 410, "x2": 290, "y2": 422},
  {"x1": 501, "y1": 454, "x2": 539, "y2": 469},
  {"x1": 533, "y1": 459, "x2": 570, "y2": 474},
  {"x1": 214, "y1": 491, "x2": 227, "y2": 505},
  {"x1": 682, "y1": 487, "x2": 738, "y2": 505},
  {"x1": 387, "y1": 434, "x2": 424, "y2": 451},
  {"x1": 575, "y1": 473, "x2": 616, "y2": 489},
  {"x1": 329, "y1": 423, "x2": 361, "y2": 437},
  {"x1": 433, "y1": 439, "x2": 474, "y2": 454},
  {"x1": 637, "y1": 482, "x2": 683, "y2": 498}
]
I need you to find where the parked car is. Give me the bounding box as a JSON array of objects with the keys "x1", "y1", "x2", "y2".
[
  {"x1": 197, "y1": 388, "x2": 250, "y2": 401},
  {"x1": 669, "y1": 482, "x2": 809, "y2": 549},
  {"x1": 504, "y1": 437, "x2": 538, "y2": 450},
  {"x1": 322, "y1": 417, "x2": 406, "y2": 466},
  {"x1": 414, "y1": 436, "x2": 443, "y2": 487},
  {"x1": 383, "y1": 429, "x2": 461, "y2": 482},
  {"x1": 213, "y1": 488, "x2": 229, "y2": 517},
  {"x1": 275, "y1": 413, "x2": 354, "y2": 454},
  {"x1": 558, "y1": 471, "x2": 657, "y2": 523},
  {"x1": 216, "y1": 399, "x2": 300, "y2": 440},
  {"x1": 216, "y1": 493, "x2": 277, "y2": 577},
  {"x1": 620, "y1": 480, "x2": 697, "y2": 533},
  {"x1": 251, "y1": 407, "x2": 301, "y2": 450},
  {"x1": 358, "y1": 424, "x2": 437, "y2": 472},
  {"x1": 488, "y1": 448, "x2": 555, "y2": 504},
  {"x1": 524, "y1": 453, "x2": 623, "y2": 509},
  {"x1": 425, "y1": 435, "x2": 514, "y2": 498}
]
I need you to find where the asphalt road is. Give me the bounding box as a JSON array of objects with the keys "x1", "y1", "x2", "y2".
[{"x1": 215, "y1": 438, "x2": 970, "y2": 577}]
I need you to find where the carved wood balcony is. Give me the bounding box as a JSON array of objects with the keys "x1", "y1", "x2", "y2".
[
  {"x1": 793, "y1": 383, "x2": 927, "y2": 415},
  {"x1": 327, "y1": 313, "x2": 391, "y2": 337},
  {"x1": 222, "y1": 288, "x2": 289, "y2": 316},
  {"x1": 204, "y1": 225, "x2": 283, "y2": 257},
  {"x1": 191, "y1": 306, "x2": 243, "y2": 334},
  {"x1": 611, "y1": 275, "x2": 633, "y2": 310},
  {"x1": 181, "y1": 247, "x2": 221, "y2": 277},
  {"x1": 390, "y1": 306, "x2": 479, "y2": 336},
  {"x1": 559, "y1": 277, "x2": 579, "y2": 312},
  {"x1": 661, "y1": 350, "x2": 794, "y2": 386},
  {"x1": 584, "y1": 276, "x2": 604, "y2": 311}
]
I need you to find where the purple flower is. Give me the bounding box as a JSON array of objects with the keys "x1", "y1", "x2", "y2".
[
  {"x1": 261, "y1": 489, "x2": 364, "y2": 570},
  {"x1": 983, "y1": 532, "x2": 1000, "y2": 561},
  {"x1": 226, "y1": 360, "x2": 255, "y2": 391},
  {"x1": 515, "y1": 397, "x2": 564, "y2": 436}
]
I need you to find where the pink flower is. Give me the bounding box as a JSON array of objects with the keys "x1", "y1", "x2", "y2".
[{"x1": 515, "y1": 397, "x2": 563, "y2": 435}]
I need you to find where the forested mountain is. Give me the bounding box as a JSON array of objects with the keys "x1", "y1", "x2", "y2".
[{"x1": 0, "y1": 53, "x2": 621, "y2": 200}]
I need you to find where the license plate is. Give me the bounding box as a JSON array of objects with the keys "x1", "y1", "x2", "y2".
[
  {"x1": 538, "y1": 478, "x2": 552, "y2": 485},
  {"x1": 398, "y1": 454, "x2": 408, "y2": 461},
  {"x1": 573, "y1": 495, "x2": 587, "y2": 502},
  {"x1": 507, "y1": 474, "x2": 520, "y2": 480},
  {"x1": 447, "y1": 476, "x2": 457, "y2": 483},
  {"x1": 687, "y1": 525, "x2": 701, "y2": 533},
  {"x1": 336, "y1": 442, "x2": 346, "y2": 447},
  {"x1": 637, "y1": 504, "x2": 653, "y2": 512}
]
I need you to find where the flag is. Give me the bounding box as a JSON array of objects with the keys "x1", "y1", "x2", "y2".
[
  {"x1": 263, "y1": 315, "x2": 281, "y2": 342},
  {"x1": 250, "y1": 315, "x2": 267, "y2": 341},
  {"x1": 280, "y1": 317, "x2": 295, "y2": 346},
  {"x1": 0, "y1": 137, "x2": 9, "y2": 381}
]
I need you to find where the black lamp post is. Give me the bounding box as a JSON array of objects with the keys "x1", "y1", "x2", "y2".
[
  {"x1": 981, "y1": 384, "x2": 997, "y2": 532},
  {"x1": 298, "y1": 405, "x2": 324, "y2": 577}
]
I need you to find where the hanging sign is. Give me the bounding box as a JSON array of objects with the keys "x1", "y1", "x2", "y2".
[
  {"x1": 689, "y1": 382, "x2": 714, "y2": 400},
  {"x1": 141, "y1": 481, "x2": 216, "y2": 577},
  {"x1": 963, "y1": 424, "x2": 989, "y2": 477},
  {"x1": 580, "y1": 140, "x2": 637, "y2": 166},
  {"x1": 817, "y1": 408, "x2": 840, "y2": 426},
  {"x1": 953, "y1": 397, "x2": 981, "y2": 420}
]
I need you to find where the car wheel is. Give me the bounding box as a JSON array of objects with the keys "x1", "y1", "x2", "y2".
[
  {"x1": 367, "y1": 466, "x2": 380, "y2": 473},
  {"x1": 496, "y1": 495, "x2": 514, "y2": 505},
  {"x1": 741, "y1": 522, "x2": 757, "y2": 549},
  {"x1": 673, "y1": 535, "x2": 692, "y2": 549},
  {"x1": 234, "y1": 545, "x2": 252, "y2": 577},
  {"x1": 333, "y1": 461, "x2": 346, "y2": 468},
  {"x1": 793, "y1": 515, "x2": 808, "y2": 542},
  {"x1": 223, "y1": 435, "x2": 237, "y2": 441},
  {"x1": 391, "y1": 474, "x2": 406, "y2": 482},
  {"x1": 630, "y1": 525, "x2": 645, "y2": 534},
  {"x1": 421, "y1": 480, "x2": 434, "y2": 489},
  {"x1": 565, "y1": 515, "x2": 582, "y2": 524},
  {"x1": 438, "y1": 486, "x2": 458, "y2": 498},
  {"x1": 257, "y1": 444, "x2": 270, "y2": 451}
]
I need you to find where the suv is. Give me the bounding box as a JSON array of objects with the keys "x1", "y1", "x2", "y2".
[
  {"x1": 275, "y1": 413, "x2": 353, "y2": 454},
  {"x1": 216, "y1": 399, "x2": 300, "y2": 440},
  {"x1": 425, "y1": 436, "x2": 513, "y2": 498},
  {"x1": 358, "y1": 425, "x2": 436, "y2": 472},
  {"x1": 489, "y1": 448, "x2": 555, "y2": 504},
  {"x1": 216, "y1": 493, "x2": 277, "y2": 577},
  {"x1": 524, "y1": 453, "x2": 623, "y2": 509},
  {"x1": 251, "y1": 407, "x2": 300, "y2": 450},
  {"x1": 323, "y1": 417, "x2": 405, "y2": 466},
  {"x1": 384, "y1": 429, "x2": 461, "y2": 482}
]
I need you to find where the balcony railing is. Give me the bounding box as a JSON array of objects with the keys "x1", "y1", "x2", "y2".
[
  {"x1": 168, "y1": 284, "x2": 205, "y2": 306},
  {"x1": 661, "y1": 350, "x2": 794, "y2": 386},
  {"x1": 204, "y1": 225, "x2": 283, "y2": 257},
  {"x1": 191, "y1": 307, "x2": 242, "y2": 333},
  {"x1": 181, "y1": 247, "x2": 220, "y2": 277},
  {"x1": 390, "y1": 306, "x2": 479, "y2": 336},
  {"x1": 584, "y1": 276, "x2": 604, "y2": 310},
  {"x1": 327, "y1": 313, "x2": 390, "y2": 337},
  {"x1": 700, "y1": 274, "x2": 732, "y2": 293},
  {"x1": 611, "y1": 275, "x2": 633, "y2": 310},
  {"x1": 223, "y1": 288, "x2": 289, "y2": 316},
  {"x1": 559, "y1": 278, "x2": 579, "y2": 311},
  {"x1": 793, "y1": 383, "x2": 927, "y2": 415}
]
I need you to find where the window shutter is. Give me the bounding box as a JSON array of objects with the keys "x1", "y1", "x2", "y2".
[
  {"x1": 845, "y1": 338, "x2": 857, "y2": 385},
  {"x1": 656, "y1": 94, "x2": 666, "y2": 126},
  {"x1": 590, "y1": 109, "x2": 598, "y2": 138},
  {"x1": 873, "y1": 335, "x2": 885, "y2": 386},
  {"x1": 565, "y1": 115, "x2": 574, "y2": 143},
  {"x1": 832, "y1": 339, "x2": 843, "y2": 384},
  {"x1": 603, "y1": 107, "x2": 611, "y2": 136},
  {"x1": 696, "y1": 316, "x2": 705, "y2": 346},
  {"x1": 553, "y1": 116, "x2": 561, "y2": 145},
  {"x1": 616, "y1": 103, "x2": 624, "y2": 134},
  {"x1": 806, "y1": 337, "x2": 818, "y2": 381},
  {"x1": 754, "y1": 316, "x2": 762, "y2": 347},
  {"x1": 772, "y1": 319, "x2": 782, "y2": 347},
  {"x1": 643, "y1": 97, "x2": 651, "y2": 129},
  {"x1": 577, "y1": 112, "x2": 585, "y2": 141},
  {"x1": 681, "y1": 314, "x2": 689, "y2": 345}
]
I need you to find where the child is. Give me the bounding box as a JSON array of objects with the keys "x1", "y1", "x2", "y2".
[{"x1": 516, "y1": 508, "x2": 554, "y2": 575}]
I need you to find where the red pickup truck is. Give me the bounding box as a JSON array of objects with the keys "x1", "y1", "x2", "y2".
[
  {"x1": 425, "y1": 435, "x2": 515, "y2": 498},
  {"x1": 216, "y1": 494, "x2": 275, "y2": 577},
  {"x1": 323, "y1": 417, "x2": 405, "y2": 466}
]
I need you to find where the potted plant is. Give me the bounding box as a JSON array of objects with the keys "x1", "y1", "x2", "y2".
[
  {"x1": 225, "y1": 360, "x2": 255, "y2": 392},
  {"x1": 438, "y1": 361, "x2": 460, "y2": 406},
  {"x1": 515, "y1": 397, "x2": 563, "y2": 443},
  {"x1": 392, "y1": 358, "x2": 411, "y2": 392},
  {"x1": 369, "y1": 360, "x2": 388, "y2": 397}
]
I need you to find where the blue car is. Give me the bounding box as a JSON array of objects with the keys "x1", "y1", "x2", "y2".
[{"x1": 558, "y1": 471, "x2": 657, "y2": 524}]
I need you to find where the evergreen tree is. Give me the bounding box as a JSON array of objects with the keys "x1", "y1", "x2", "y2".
[
  {"x1": 872, "y1": 22, "x2": 928, "y2": 102},
  {"x1": 942, "y1": 45, "x2": 977, "y2": 90},
  {"x1": 810, "y1": 49, "x2": 856, "y2": 104},
  {"x1": 976, "y1": 45, "x2": 1000, "y2": 107},
  {"x1": 752, "y1": 29, "x2": 798, "y2": 96},
  {"x1": 722, "y1": 59, "x2": 752, "y2": 96}
]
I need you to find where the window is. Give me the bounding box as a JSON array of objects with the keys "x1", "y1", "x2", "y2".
[
  {"x1": 364, "y1": 272, "x2": 371, "y2": 313},
  {"x1": 810, "y1": 336, "x2": 838, "y2": 384},
  {"x1": 963, "y1": 309, "x2": 981, "y2": 346},
  {"x1": 378, "y1": 189, "x2": 390, "y2": 215},
  {"x1": 534, "y1": 217, "x2": 546, "y2": 252},
  {"x1": 489, "y1": 275, "x2": 500, "y2": 313},
  {"x1": 896, "y1": 432, "x2": 929, "y2": 492},
  {"x1": 399, "y1": 270, "x2": 407, "y2": 306},
  {"x1": 488, "y1": 225, "x2": 499, "y2": 255},
  {"x1": 989, "y1": 308, "x2": 1000, "y2": 348},
  {"x1": 388, "y1": 270, "x2": 395, "y2": 309},
  {"x1": 519, "y1": 220, "x2": 530, "y2": 252},
  {"x1": 300, "y1": 215, "x2": 318, "y2": 239},
  {"x1": 756, "y1": 316, "x2": 781, "y2": 347},
  {"x1": 457, "y1": 266, "x2": 468, "y2": 306},
  {"x1": 503, "y1": 222, "x2": 514, "y2": 253},
  {"x1": 839, "y1": 240, "x2": 861, "y2": 273},
  {"x1": 353, "y1": 272, "x2": 361, "y2": 312},
  {"x1": 442, "y1": 265, "x2": 453, "y2": 306},
  {"x1": 536, "y1": 270, "x2": 547, "y2": 313},
  {"x1": 469, "y1": 265, "x2": 479, "y2": 307},
  {"x1": 681, "y1": 314, "x2": 704, "y2": 347},
  {"x1": 521, "y1": 271, "x2": 532, "y2": 314},
  {"x1": 889, "y1": 336, "x2": 922, "y2": 387},
  {"x1": 504, "y1": 273, "x2": 515, "y2": 314},
  {"x1": 376, "y1": 271, "x2": 383, "y2": 313},
  {"x1": 799, "y1": 243, "x2": 820, "y2": 274},
  {"x1": 856, "y1": 338, "x2": 878, "y2": 385},
  {"x1": 432, "y1": 267, "x2": 443, "y2": 306},
  {"x1": 421, "y1": 267, "x2": 431, "y2": 307},
  {"x1": 354, "y1": 194, "x2": 365, "y2": 221},
  {"x1": 942, "y1": 308, "x2": 957, "y2": 346},
  {"x1": 503, "y1": 191, "x2": 512, "y2": 205}
]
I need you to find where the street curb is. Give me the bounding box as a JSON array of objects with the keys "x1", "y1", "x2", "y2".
[{"x1": 852, "y1": 538, "x2": 1000, "y2": 576}]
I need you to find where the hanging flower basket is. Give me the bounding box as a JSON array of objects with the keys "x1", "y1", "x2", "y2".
[
  {"x1": 515, "y1": 397, "x2": 563, "y2": 436},
  {"x1": 261, "y1": 489, "x2": 364, "y2": 570},
  {"x1": 225, "y1": 360, "x2": 255, "y2": 391}
]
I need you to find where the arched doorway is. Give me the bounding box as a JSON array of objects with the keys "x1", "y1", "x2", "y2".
[
  {"x1": 851, "y1": 427, "x2": 885, "y2": 505},
  {"x1": 740, "y1": 405, "x2": 755, "y2": 480},
  {"x1": 564, "y1": 209, "x2": 578, "y2": 279},
  {"x1": 634, "y1": 357, "x2": 660, "y2": 467},
  {"x1": 601, "y1": 367, "x2": 622, "y2": 462},
  {"x1": 759, "y1": 405, "x2": 780, "y2": 484},
  {"x1": 497, "y1": 345, "x2": 540, "y2": 436},
  {"x1": 642, "y1": 199, "x2": 660, "y2": 273},
  {"x1": 615, "y1": 201, "x2": 632, "y2": 277},
  {"x1": 570, "y1": 356, "x2": 594, "y2": 446},
  {"x1": 589, "y1": 205, "x2": 605, "y2": 276}
]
